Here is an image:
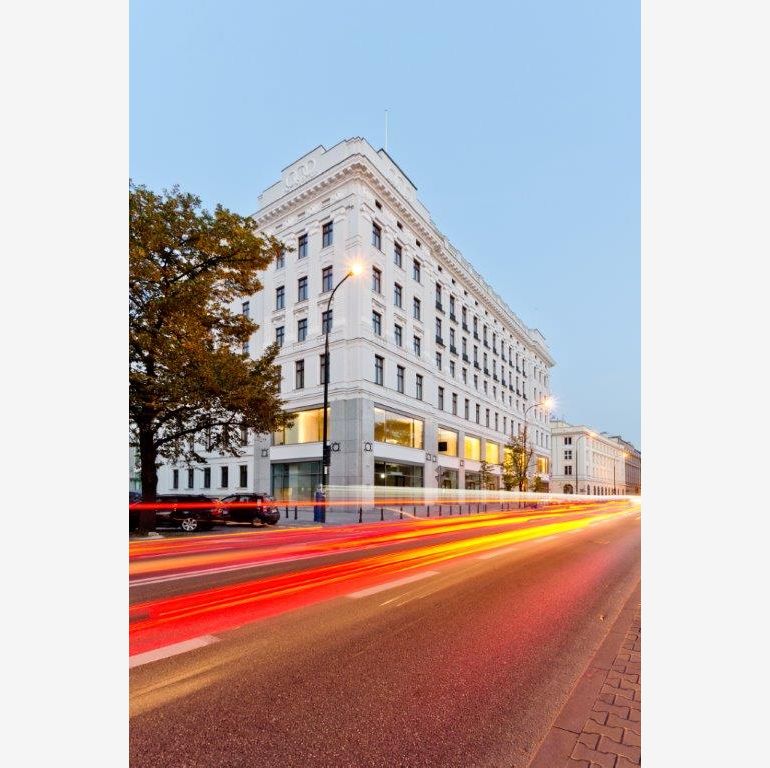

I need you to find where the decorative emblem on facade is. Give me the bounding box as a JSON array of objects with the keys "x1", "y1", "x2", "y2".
[
  {"x1": 331, "y1": 442, "x2": 340, "y2": 452},
  {"x1": 284, "y1": 158, "x2": 316, "y2": 191},
  {"x1": 363, "y1": 441, "x2": 373, "y2": 452}
]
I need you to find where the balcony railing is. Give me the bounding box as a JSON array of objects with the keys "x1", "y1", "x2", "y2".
[
  {"x1": 473, "y1": 331, "x2": 480, "y2": 340},
  {"x1": 474, "y1": 361, "x2": 480, "y2": 370},
  {"x1": 435, "y1": 335, "x2": 445, "y2": 347},
  {"x1": 484, "y1": 368, "x2": 490, "y2": 375},
  {"x1": 449, "y1": 313, "x2": 457, "y2": 323},
  {"x1": 462, "y1": 353, "x2": 469, "y2": 362},
  {"x1": 435, "y1": 301, "x2": 444, "y2": 313},
  {"x1": 493, "y1": 374, "x2": 499, "y2": 382},
  {"x1": 449, "y1": 345, "x2": 458, "y2": 355},
  {"x1": 462, "y1": 322, "x2": 469, "y2": 332}
]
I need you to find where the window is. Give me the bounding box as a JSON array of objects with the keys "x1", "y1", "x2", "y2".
[
  {"x1": 242, "y1": 301, "x2": 250, "y2": 317},
  {"x1": 452, "y1": 393, "x2": 458, "y2": 415},
  {"x1": 438, "y1": 387, "x2": 445, "y2": 410},
  {"x1": 203, "y1": 467, "x2": 211, "y2": 489},
  {"x1": 320, "y1": 353, "x2": 329, "y2": 385},
  {"x1": 322, "y1": 266, "x2": 333, "y2": 292},
  {"x1": 412, "y1": 259, "x2": 421, "y2": 282},
  {"x1": 436, "y1": 351, "x2": 442, "y2": 369},
  {"x1": 375, "y1": 355, "x2": 384, "y2": 385},
  {"x1": 295, "y1": 359, "x2": 305, "y2": 389},
  {"x1": 449, "y1": 296, "x2": 456, "y2": 317},
  {"x1": 413, "y1": 297, "x2": 421, "y2": 320},
  {"x1": 273, "y1": 407, "x2": 329, "y2": 445},
  {"x1": 462, "y1": 306, "x2": 467, "y2": 325},
  {"x1": 297, "y1": 234, "x2": 308, "y2": 259},
  {"x1": 394, "y1": 242, "x2": 402, "y2": 268},
  {"x1": 495, "y1": 413, "x2": 499, "y2": 431},
  {"x1": 536, "y1": 457, "x2": 549, "y2": 474},
  {"x1": 321, "y1": 310, "x2": 332, "y2": 333},
  {"x1": 464, "y1": 398, "x2": 470, "y2": 420},
  {"x1": 187, "y1": 468, "x2": 194, "y2": 488},
  {"x1": 475, "y1": 404, "x2": 481, "y2": 424},
  {"x1": 239, "y1": 465, "x2": 248, "y2": 488},
  {"x1": 297, "y1": 276, "x2": 308, "y2": 301},
  {"x1": 565, "y1": 465, "x2": 573, "y2": 475},
  {"x1": 449, "y1": 360, "x2": 455, "y2": 378},
  {"x1": 394, "y1": 324, "x2": 402, "y2": 346},
  {"x1": 462, "y1": 368, "x2": 467, "y2": 384},
  {"x1": 435, "y1": 282, "x2": 442, "y2": 307},
  {"x1": 436, "y1": 318, "x2": 443, "y2": 341},
  {"x1": 372, "y1": 267, "x2": 382, "y2": 293},
  {"x1": 374, "y1": 407, "x2": 424, "y2": 448},
  {"x1": 474, "y1": 374, "x2": 478, "y2": 390},
  {"x1": 485, "y1": 408, "x2": 490, "y2": 427},
  {"x1": 221, "y1": 466, "x2": 229, "y2": 488},
  {"x1": 450, "y1": 328, "x2": 456, "y2": 348},
  {"x1": 397, "y1": 365, "x2": 405, "y2": 393},
  {"x1": 275, "y1": 326, "x2": 284, "y2": 347},
  {"x1": 464, "y1": 435, "x2": 481, "y2": 461},
  {"x1": 486, "y1": 442, "x2": 499, "y2": 464},
  {"x1": 413, "y1": 336, "x2": 421, "y2": 356},
  {"x1": 240, "y1": 425, "x2": 249, "y2": 445},
  {"x1": 297, "y1": 318, "x2": 307, "y2": 342},
  {"x1": 276, "y1": 250, "x2": 285, "y2": 269},
  {"x1": 276, "y1": 286, "x2": 285, "y2": 310},
  {"x1": 372, "y1": 311, "x2": 382, "y2": 336},
  {"x1": 172, "y1": 469, "x2": 179, "y2": 489},
  {"x1": 564, "y1": 450, "x2": 573, "y2": 460},
  {"x1": 322, "y1": 221, "x2": 333, "y2": 248},
  {"x1": 438, "y1": 428, "x2": 458, "y2": 456},
  {"x1": 415, "y1": 374, "x2": 423, "y2": 400},
  {"x1": 372, "y1": 222, "x2": 382, "y2": 250},
  {"x1": 565, "y1": 436, "x2": 573, "y2": 445},
  {"x1": 394, "y1": 283, "x2": 402, "y2": 307}
]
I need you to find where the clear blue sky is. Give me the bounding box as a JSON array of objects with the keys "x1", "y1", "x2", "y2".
[{"x1": 130, "y1": 0, "x2": 640, "y2": 447}]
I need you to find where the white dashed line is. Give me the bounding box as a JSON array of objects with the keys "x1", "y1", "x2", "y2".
[
  {"x1": 129, "y1": 635, "x2": 219, "y2": 669},
  {"x1": 346, "y1": 571, "x2": 439, "y2": 599}
]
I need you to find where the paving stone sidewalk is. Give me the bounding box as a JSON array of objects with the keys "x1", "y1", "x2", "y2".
[{"x1": 528, "y1": 585, "x2": 641, "y2": 767}]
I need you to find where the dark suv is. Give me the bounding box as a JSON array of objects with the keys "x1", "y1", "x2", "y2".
[
  {"x1": 216, "y1": 493, "x2": 280, "y2": 526},
  {"x1": 150, "y1": 494, "x2": 225, "y2": 532}
]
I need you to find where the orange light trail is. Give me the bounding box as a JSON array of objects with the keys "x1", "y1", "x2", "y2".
[{"x1": 130, "y1": 500, "x2": 636, "y2": 656}]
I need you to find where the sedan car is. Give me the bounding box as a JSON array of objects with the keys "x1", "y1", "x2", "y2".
[
  {"x1": 152, "y1": 494, "x2": 225, "y2": 532},
  {"x1": 216, "y1": 493, "x2": 280, "y2": 526}
]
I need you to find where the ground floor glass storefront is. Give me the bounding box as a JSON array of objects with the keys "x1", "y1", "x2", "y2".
[
  {"x1": 374, "y1": 461, "x2": 424, "y2": 488},
  {"x1": 271, "y1": 461, "x2": 322, "y2": 501},
  {"x1": 437, "y1": 468, "x2": 459, "y2": 489}
]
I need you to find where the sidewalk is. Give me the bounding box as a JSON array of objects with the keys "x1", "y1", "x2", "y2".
[{"x1": 528, "y1": 583, "x2": 641, "y2": 768}]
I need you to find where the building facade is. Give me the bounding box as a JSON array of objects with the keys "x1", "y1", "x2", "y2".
[
  {"x1": 549, "y1": 420, "x2": 640, "y2": 495},
  {"x1": 159, "y1": 138, "x2": 555, "y2": 500}
]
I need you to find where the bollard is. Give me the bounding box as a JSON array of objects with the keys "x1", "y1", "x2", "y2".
[
  {"x1": 448, "y1": 505, "x2": 452, "y2": 516},
  {"x1": 414, "y1": 505, "x2": 417, "y2": 517},
  {"x1": 439, "y1": 505, "x2": 442, "y2": 517},
  {"x1": 294, "y1": 505, "x2": 297, "y2": 520},
  {"x1": 380, "y1": 507, "x2": 384, "y2": 521},
  {"x1": 285, "y1": 505, "x2": 289, "y2": 519},
  {"x1": 458, "y1": 504, "x2": 461, "y2": 515},
  {"x1": 427, "y1": 505, "x2": 430, "y2": 517},
  {"x1": 358, "y1": 506, "x2": 363, "y2": 523},
  {"x1": 400, "y1": 510, "x2": 403, "y2": 520}
]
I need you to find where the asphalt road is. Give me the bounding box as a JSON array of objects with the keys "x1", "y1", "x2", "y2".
[{"x1": 129, "y1": 502, "x2": 641, "y2": 767}]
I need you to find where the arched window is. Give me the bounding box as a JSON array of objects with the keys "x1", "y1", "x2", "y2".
[{"x1": 563, "y1": 484, "x2": 574, "y2": 494}]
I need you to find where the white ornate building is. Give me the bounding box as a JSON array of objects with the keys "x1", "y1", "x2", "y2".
[
  {"x1": 549, "y1": 420, "x2": 640, "y2": 495},
  {"x1": 158, "y1": 138, "x2": 555, "y2": 500}
]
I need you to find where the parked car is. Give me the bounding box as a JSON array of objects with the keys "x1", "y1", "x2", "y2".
[
  {"x1": 216, "y1": 493, "x2": 280, "y2": 526},
  {"x1": 152, "y1": 494, "x2": 225, "y2": 532}
]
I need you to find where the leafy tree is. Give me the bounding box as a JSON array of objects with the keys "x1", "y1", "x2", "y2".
[
  {"x1": 479, "y1": 459, "x2": 491, "y2": 491},
  {"x1": 129, "y1": 183, "x2": 291, "y2": 531},
  {"x1": 530, "y1": 475, "x2": 547, "y2": 493},
  {"x1": 502, "y1": 431, "x2": 534, "y2": 492}
]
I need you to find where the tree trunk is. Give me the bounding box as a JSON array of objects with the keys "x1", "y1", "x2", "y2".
[{"x1": 138, "y1": 418, "x2": 158, "y2": 534}]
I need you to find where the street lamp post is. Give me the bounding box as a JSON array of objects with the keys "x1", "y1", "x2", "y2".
[
  {"x1": 319, "y1": 263, "x2": 362, "y2": 523},
  {"x1": 521, "y1": 395, "x2": 554, "y2": 490},
  {"x1": 575, "y1": 430, "x2": 596, "y2": 495}
]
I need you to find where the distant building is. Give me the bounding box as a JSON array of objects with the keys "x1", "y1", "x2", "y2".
[
  {"x1": 158, "y1": 137, "x2": 555, "y2": 500},
  {"x1": 549, "y1": 420, "x2": 639, "y2": 495}
]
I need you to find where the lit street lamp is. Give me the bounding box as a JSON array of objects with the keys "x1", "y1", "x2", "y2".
[
  {"x1": 319, "y1": 261, "x2": 363, "y2": 522},
  {"x1": 521, "y1": 395, "x2": 555, "y2": 487}
]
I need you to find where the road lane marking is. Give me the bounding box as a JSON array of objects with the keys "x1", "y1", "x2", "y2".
[
  {"x1": 346, "y1": 570, "x2": 439, "y2": 599},
  {"x1": 129, "y1": 635, "x2": 219, "y2": 669},
  {"x1": 130, "y1": 551, "x2": 337, "y2": 587}
]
